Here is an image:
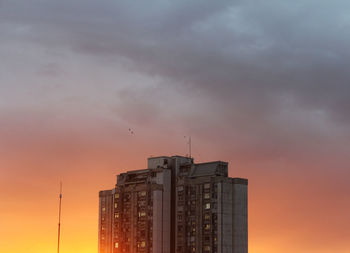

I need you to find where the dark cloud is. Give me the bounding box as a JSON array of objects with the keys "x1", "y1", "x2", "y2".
[{"x1": 1, "y1": 0, "x2": 350, "y2": 158}]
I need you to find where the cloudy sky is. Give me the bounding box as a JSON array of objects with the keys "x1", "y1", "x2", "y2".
[{"x1": 1, "y1": 1, "x2": 350, "y2": 253}]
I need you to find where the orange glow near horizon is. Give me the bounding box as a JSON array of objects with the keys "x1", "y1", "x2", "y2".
[{"x1": 0, "y1": 116, "x2": 349, "y2": 253}]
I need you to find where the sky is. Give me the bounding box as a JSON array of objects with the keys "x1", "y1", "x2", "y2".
[{"x1": 0, "y1": 0, "x2": 350, "y2": 252}]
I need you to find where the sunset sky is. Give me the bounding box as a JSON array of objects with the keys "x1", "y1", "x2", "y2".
[{"x1": 1, "y1": 1, "x2": 350, "y2": 253}]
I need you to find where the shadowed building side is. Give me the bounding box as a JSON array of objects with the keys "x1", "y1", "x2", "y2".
[
  {"x1": 174, "y1": 161, "x2": 248, "y2": 253},
  {"x1": 232, "y1": 179, "x2": 248, "y2": 253},
  {"x1": 99, "y1": 190, "x2": 114, "y2": 253},
  {"x1": 98, "y1": 166, "x2": 172, "y2": 253}
]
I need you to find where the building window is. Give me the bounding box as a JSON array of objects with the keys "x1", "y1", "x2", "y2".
[
  {"x1": 115, "y1": 242, "x2": 119, "y2": 248},
  {"x1": 115, "y1": 193, "x2": 119, "y2": 199},
  {"x1": 114, "y1": 203, "x2": 118, "y2": 208},
  {"x1": 138, "y1": 211, "x2": 146, "y2": 217},
  {"x1": 124, "y1": 193, "x2": 130, "y2": 201},
  {"x1": 115, "y1": 213, "x2": 119, "y2": 219},
  {"x1": 139, "y1": 191, "x2": 147, "y2": 197},
  {"x1": 204, "y1": 183, "x2": 210, "y2": 189},
  {"x1": 204, "y1": 193, "x2": 210, "y2": 199},
  {"x1": 204, "y1": 224, "x2": 211, "y2": 230},
  {"x1": 204, "y1": 245, "x2": 211, "y2": 251},
  {"x1": 205, "y1": 203, "x2": 211, "y2": 210}
]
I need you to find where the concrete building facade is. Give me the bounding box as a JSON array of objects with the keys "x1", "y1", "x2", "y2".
[{"x1": 99, "y1": 156, "x2": 248, "y2": 253}]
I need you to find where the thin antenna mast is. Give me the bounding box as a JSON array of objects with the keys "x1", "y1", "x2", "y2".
[
  {"x1": 57, "y1": 182, "x2": 62, "y2": 253},
  {"x1": 184, "y1": 136, "x2": 192, "y2": 158}
]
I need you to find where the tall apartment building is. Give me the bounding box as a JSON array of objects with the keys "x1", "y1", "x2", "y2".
[{"x1": 99, "y1": 156, "x2": 248, "y2": 253}]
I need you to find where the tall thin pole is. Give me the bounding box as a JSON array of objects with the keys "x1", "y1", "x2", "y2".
[
  {"x1": 57, "y1": 182, "x2": 62, "y2": 253},
  {"x1": 184, "y1": 136, "x2": 192, "y2": 158}
]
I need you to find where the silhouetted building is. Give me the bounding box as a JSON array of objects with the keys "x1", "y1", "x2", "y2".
[
  {"x1": 99, "y1": 190, "x2": 114, "y2": 253},
  {"x1": 99, "y1": 156, "x2": 248, "y2": 253}
]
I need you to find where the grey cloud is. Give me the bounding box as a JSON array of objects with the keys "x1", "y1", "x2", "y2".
[{"x1": 1, "y1": 0, "x2": 350, "y2": 162}]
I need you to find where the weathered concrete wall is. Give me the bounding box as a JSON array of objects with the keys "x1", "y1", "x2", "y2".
[
  {"x1": 222, "y1": 181, "x2": 233, "y2": 253},
  {"x1": 162, "y1": 169, "x2": 172, "y2": 253},
  {"x1": 232, "y1": 181, "x2": 248, "y2": 253},
  {"x1": 153, "y1": 190, "x2": 163, "y2": 253}
]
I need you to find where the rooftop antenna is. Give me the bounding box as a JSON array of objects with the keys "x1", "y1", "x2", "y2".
[
  {"x1": 184, "y1": 136, "x2": 192, "y2": 158},
  {"x1": 57, "y1": 182, "x2": 62, "y2": 253}
]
